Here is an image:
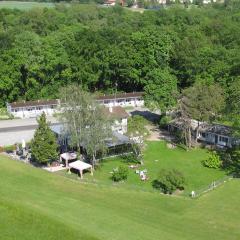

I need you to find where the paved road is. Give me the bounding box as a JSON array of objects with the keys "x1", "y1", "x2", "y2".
[
  {"x1": 0, "y1": 116, "x2": 58, "y2": 129},
  {"x1": 0, "y1": 117, "x2": 59, "y2": 146},
  {"x1": 127, "y1": 107, "x2": 161, "y2": 123}
]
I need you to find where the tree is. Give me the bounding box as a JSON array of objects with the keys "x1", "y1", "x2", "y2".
[
  {"x1": 228, "y1": 77, "x2": 240, "y2": 115},
  {"x1": 126, "y1": 0, "x2": 135, "y2": 7},
  {"x1": 202, "y1": 151, "x2": 222, "y2": 169},
  {"x1": 31, "y1": 112, "x2": 58, "y2": 164},
  {"x1": 59, "y1": 84, "x2": 94, "y2": 153},
  {"x1": 59, "y1": 84, "x2": 112, "y2": 168},
  {"x1": 127, "y1": 115, "x2": 149, "y2": 138},
  {"x1": 229, "y1": 116, "x2": 240, "y2": 176},
  {"x1": 152, "y1": 169, "x2": 185, "y2": 194},
  {"x1": 144, "y1": 68, "x2": 178, "y2": 111},
  {"x1": 83, "y1": 104, "x2": 112, "y2": 168},
  {"x1": 179, "y1": 82, "x2": 225, "y2": 147},
  {"x1": 129, "y1": 135, "x2": 145, "y2": 165},
  {"x1": 111, "y1": 165, "x2": 129, "y2": 182}
]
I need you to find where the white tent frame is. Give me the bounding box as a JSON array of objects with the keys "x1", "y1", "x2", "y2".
[{"x1": 68, "y1": 160, "x2": 93, "y2": 179}]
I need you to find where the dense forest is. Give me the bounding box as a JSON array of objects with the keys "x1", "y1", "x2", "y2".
[{"x1": 0, "y1": 2, "x2": 239, "y2": 114}]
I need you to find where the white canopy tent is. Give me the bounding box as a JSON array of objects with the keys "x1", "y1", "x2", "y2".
[
  {"x1": 68, "y1": 160, "x2": 93, "y2": 179},
  {"x1": 60, "y1": 152, "x2": 77, "y2": 167}
]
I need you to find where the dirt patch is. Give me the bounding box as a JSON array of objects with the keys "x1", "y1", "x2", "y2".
[{"x1": 146, "y1": 125, "x2": 175, "y2": 142}]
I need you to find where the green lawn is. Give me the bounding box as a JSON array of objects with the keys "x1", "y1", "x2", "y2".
[
  {"x1": 0, "y1": 154, "x2": 239, "y2": 240},
  {"x1": 57, "y1": 141, "x2": 227, "y2": 195},
  {"x1": 0, "y1": 1, "x2": 55, "y2": 10}
]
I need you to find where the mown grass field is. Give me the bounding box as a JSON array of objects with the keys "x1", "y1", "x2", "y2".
[
  {"x1": 57, "y1": 141, "x2": 227, "y2": 195},
  {"x1": 0, "y1": 153, "x2": 239, "y2": 240},
  {"x1": 0, "y1": 1, "x2": 55, "y2": 10}
]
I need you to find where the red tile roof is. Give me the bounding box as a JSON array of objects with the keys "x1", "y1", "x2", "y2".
[{"x1": 103, "y1": 106, "x2": 129, "y2": 119}]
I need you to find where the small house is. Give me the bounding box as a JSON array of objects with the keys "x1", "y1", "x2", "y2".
[
  {"x1": 168, "y1": 119, "x2": 239, "y2": 148},
  {"x1": 103, "y1": 106, "x2": 129, "y2": 134}
]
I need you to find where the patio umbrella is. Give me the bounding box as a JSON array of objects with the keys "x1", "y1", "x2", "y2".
[{"x1": 22, "y1": 139, "x2": 26, "y2": 149}]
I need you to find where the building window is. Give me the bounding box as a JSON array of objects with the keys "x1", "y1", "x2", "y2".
[
  {"x1": 219, "y1": 136, "x2": 228, "y2": 143},
  {"x1": 201, "y1": 132, "x2": 206, "y2": 138}
]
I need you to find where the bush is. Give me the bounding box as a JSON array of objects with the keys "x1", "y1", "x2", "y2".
[
  {"x1": 152, "y1": 169, "x2": 185, "y2": 194},
  {"x1": 3, "y1": 145, "x2": 16, "y2": 153},
  {"x1": 121, "y1": 153, "x2": 139, "y2": 164},
  {"x1": 127, "y1": 115, "x2": 150, "y2": 138},
  {"x1": 202, "y1": 151, "x2": 222, "y2": 169},
  {"x1": 159, "y1": 115, "x2": 172, "y2": 128},
  {"x1": 0, "y1": 146, "x2": 4, "y2": 153},
  {"x1": 111, "y1": 165, "x2": 129, "y2": 182}
]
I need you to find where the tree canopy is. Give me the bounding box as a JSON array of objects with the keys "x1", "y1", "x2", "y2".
[
  {"x1": 31, "y1": 112, "x2": 58, "y2": 164},
  {"x1": 0, "y1": 4, "x2": 239, "y2": 116}
]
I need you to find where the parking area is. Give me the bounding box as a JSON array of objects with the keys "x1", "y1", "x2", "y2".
[{"x1": 0, "y1": 116, "x2": 58, "y2": 146}]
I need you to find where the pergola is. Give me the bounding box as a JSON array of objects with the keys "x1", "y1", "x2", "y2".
[
  {"x1": 60, "y1": 152, "x2": 77, "y2": 167},
  {"x1": 68, "y1": 160, "x2": 93, "y2": 179}
]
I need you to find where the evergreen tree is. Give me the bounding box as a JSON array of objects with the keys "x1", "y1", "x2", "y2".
[{"x1": 31, "y1": 112, "x2": 58, "y2": 164}]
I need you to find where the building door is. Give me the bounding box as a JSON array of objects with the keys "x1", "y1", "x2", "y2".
[{"x1": 215, "y1": 135, "x2": 218, "y2": 144}]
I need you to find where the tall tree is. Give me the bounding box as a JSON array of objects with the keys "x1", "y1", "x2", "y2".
[
  {"x1": 59, "y1": 84, "x2": 94, "y2": 153},
  {"x1": 144, "y1": 68, "x2": 178, "y2": 111},
  {"x1": 59, "y1": 84, "x2": 112, "y2": 167},
  {"x1": 228, "y1": 77, "x2": 240, "y2": 115},
  {"x1": 83, "y1": 105, "x2": 112, "y2": 168},
  {"x1": 179, "y1": 82, "x2": 225, "y2": 147},
  {"x1": 31, "y1": 112, "x2": 58, "y2": 164}
]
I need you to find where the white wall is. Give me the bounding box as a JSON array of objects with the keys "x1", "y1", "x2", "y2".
[
  {"x1": 111, "y1": 118, "x2": 128, "y2": 134},
  {"x1": 101, "y1": 98, "x2": 144, "y2": 108},
  {"x1": 10, "y1": 106, "x2": 58, "y2": 119}
]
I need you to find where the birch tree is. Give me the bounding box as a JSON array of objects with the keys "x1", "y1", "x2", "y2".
[
  {"x1": 83, "y1": 105, "x2": 112, "y2": 168},
  {"x1": 59, "y1": 84, "x2": 112, "y2": 168}
]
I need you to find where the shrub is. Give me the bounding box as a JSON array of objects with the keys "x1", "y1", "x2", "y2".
[
  {"x1": 202, "y1": 151, "x2": 222, "y2": 169},
  {"x1": 0, "y1": 146, "x2": 4, "y2": 153},
  {"x1": 121, "y1": 153, "x2": 139, "y2": 164},
  {"x1": 3, "y1": 145, "x2": 16, "y2": 153},
  {"x1": 152, "y1": 169, "x2": 185, "y2": 194},
  {"x1": 159, "y1": 115, "x2": 172, "y2": 128},
  {"x1": 111, "y1": 165, "x2": 129, "y2": 182},
  {"x1": 127, "y1": 115, "x2": 150, "y2": 138}
]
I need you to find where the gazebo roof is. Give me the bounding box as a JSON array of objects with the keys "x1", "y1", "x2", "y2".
[
  {"x1": 60, "y1": 152, "x2": 77, "y2": 161},
  {"x1": 69, "y1": 160, "x2": 92, "y2": 171}
]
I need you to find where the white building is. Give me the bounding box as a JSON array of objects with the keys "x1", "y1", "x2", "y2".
[
  {"x1": 168, "y1": 119, "x2": 239, "y2": 148},
  {"x1": 7, "y1": 92, "x2": 144, "y2": 119},
  {"x1": 103, "y1": 106, "x2": 129, "y2": 134},
  {"x1": 149, "y1": 0, "x2": 219, "y2": 4},
  {"x1": 96, "y1": 92, "x2": 144, "y2": 108},
  {"x1": 7, "y1": 99, "x2": 60, "y2": 119}
]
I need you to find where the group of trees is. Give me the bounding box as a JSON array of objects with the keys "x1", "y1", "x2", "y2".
[
  {"x1": 1, "y1": 3, "x2": 239, "y2": 169},
  {"x1": 31, "y1": 85, "x2": 113, "y2": 167},
  {"x1": 59, "y1": 85, "x2": 112, "y2": 167},
  {"x1": 178, "y1": 82, "x2": 225, "y2": 148},
  {"x1": 0, "y1": 4, "x2": 239, "y2": 114}
]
